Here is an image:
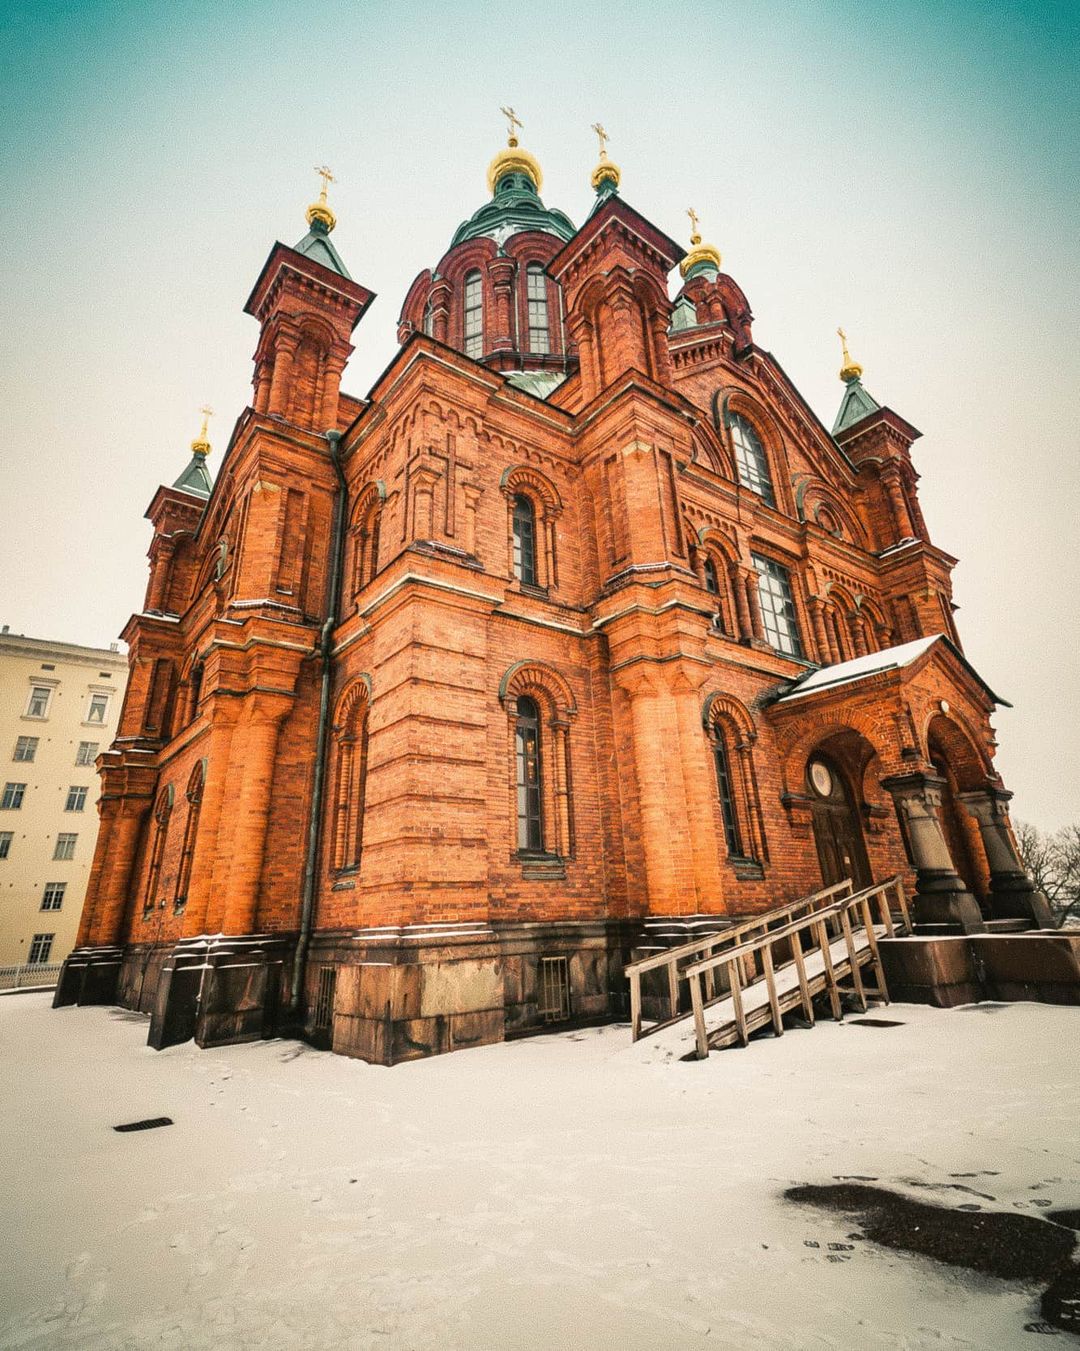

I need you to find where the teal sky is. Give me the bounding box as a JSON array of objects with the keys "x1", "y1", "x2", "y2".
[{"x1": 1, "y1": 0, "x2": 1078, "y2": 827}]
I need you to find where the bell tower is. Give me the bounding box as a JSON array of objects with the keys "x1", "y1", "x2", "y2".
[{"x1": 244, "y1": 168, "x2": 375, "y2": 432}]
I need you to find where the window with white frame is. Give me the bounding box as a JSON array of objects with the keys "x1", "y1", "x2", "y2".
[
  {"x1": 0, "y1": 831, "x2": 12, "y2": 859},
  {"x1": 751, "y1": 552, "x2": 804, "y2": 658},
  {"x1": 26, "y1": 686, "x2": 52, "y2": 719},
  {"x1": 729, "y1": 414, "x2": 776, "y2": 507},
  {"x1": 54, "y1": 832, "x2": 77, "y2": 860},
  {"x1": 13, "y1": 736, "x2": 38, "y2": 762},
  {"x1": 76, "y1": 741, "x2": 99, "y2": 766},
  {"x1": 41, "y1": 882, "x2": 66, "y2": 911},
  {"x1": 28, "y1": 933, "x2": 54, "y2": 964},
  {"x1": 65, "y1": 785, "x2": 88, "y2": 812},
  {"x1": 86, "y1": 693, "x2": 109, "y2": 724},
  {"x1": 526, "y1": 264, "x2": 550, "y2": 354},
  {"x1": 2, "y1": 783, "x2": 26, "y2": 810},
  {"x1": 463, "y1": 270, "x2": 483, "y2": 359}
]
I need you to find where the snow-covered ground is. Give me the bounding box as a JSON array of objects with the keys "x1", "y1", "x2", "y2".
[{"x1": 1, "y1": 994, "x2": 1077, "y2": 1350}]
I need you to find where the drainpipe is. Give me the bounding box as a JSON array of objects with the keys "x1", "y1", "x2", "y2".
[{"x1": 289, "y1": 428, "x2": 346, "y2": 1017}]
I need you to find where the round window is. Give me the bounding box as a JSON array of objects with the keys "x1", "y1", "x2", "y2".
[{"x1": 808, "y1": 759, "x2": 834, "y2": 798}]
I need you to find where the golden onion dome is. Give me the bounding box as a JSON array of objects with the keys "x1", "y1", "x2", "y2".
[
  {"x1": 487, "y1": 140, "x2": 543, "y2": 195},
  {"x1": 838, "y1": 327, "x2": 864, "y2": 382},
  {"x1": 306, "y1": 164, "x2": 337, "y2": 232},
  {"x1": 678, "y1": 207, "x2": 721, "y2": 278},
  {"x1": 190, "y1": 405, "x2": 213, "y2": 457}
]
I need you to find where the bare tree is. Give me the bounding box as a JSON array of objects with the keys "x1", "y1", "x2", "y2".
[{"x1": 1016, "y1": 820, "x2": 1080, "y2": 928}]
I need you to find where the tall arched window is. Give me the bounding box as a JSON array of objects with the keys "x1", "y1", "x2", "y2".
[
  {"x1": 712, "y1": 731, "x2": 742, "y2": 856},
  {"x1": 351, "y1": 494, "x2": 382, "y2": 595},
  {"x1": 729, "y1": 414, "x2": 776, "y2": 507},
  {"x1": 187, "y1": 662, "x2": 204, "y2": 724},
  {"x1": 526, "y1": 264, "x2": 550, "y2": 354},
  {"x1": 174, "y1": 761, "x2": 205, "y2": 913},
  {"x1": 703, "y1": 556, "x2": 720, "y2": 596},
  {"x1": 332, "y1": 684, "x2": 370, "y2": 872},
  {"x1": 512, "y1": 494, "x2": 538, "y2": 586},
  {"x1": 463, "y1": 270, "x2": 483, "y2": 359},
  {"x1": 143, "y1": 786, "x2": 173, "y2": 913},
  {"x1": 515, "y1": 696, "x2": 543, "y2": 852}
]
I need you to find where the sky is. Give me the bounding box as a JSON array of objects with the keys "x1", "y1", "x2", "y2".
[{"x1": 1, "y1": 0, "x2": 1078, "y2": 828}]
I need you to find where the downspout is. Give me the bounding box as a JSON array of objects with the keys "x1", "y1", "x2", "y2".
[{"x1": 289, "y1": 427, "x2": 346, "y2": 1017}]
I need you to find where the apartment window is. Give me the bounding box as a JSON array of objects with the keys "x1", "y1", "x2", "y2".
[
  {"x1": 729, "y1": 414, "x2": 776, "y2": 507},
  {"x1": 13, "y1": 736, "x2": 38, "y2": 762},
  {"x1": 76, "y1": 741, "x2": 99, "y2": 766},
  {"x1": 463, "y1": 270, "x2": 483, "y2": 359},
  {"x1": 751, "y1": 553, "x2": 804, "y2": 658},
  {"x1": 65, "y1": 785, "x2": 89, "y2": 812},
  {"x1": 0, "y1": 832, "x2": 12, "y2": 859},
  {"x1": 54, "y1": 832, "x2": 77, "y2": 860},
  {"x1": 526, "y1": 264, "x2": 550, "y2": 354},
  {"x1": 41, "y1": 882, "x2": 66, "y2": 911},
  {"x1": 2, "y1": 783, "x2": 26, "y2": 810},
  {"x1": 26, "y1": 686, "x2": 52, "y2": 719},
  {"x1": 28, "y1": 933, "x2": 54, "y2": 965},
  {"x1": 86, "y1": 693, "x2": 109, "y2": 724}
]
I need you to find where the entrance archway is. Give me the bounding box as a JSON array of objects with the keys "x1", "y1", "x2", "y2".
[{"x1": 806, "y1": 753, "x2": 871, "y2": 890}]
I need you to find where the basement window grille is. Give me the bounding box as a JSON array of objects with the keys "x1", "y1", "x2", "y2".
[
  {"x1": 538, "y1": 956, "x2": 571, "y2": 1023},
  {"x1": 312, "y1": 967, "x2": 337, "y2": 1032}
]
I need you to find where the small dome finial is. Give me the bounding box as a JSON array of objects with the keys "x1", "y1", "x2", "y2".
[
  {"x1": 191, "y1": 405, "x2": 213, "y2": 457},
  {"x1": 306, "y1": 164, "x2": 337, "y2": 233},
  {"x1": 487, "y1": 105, "x2": 543, "y2": 194},
  {"x1": 590, "y1": 121, "x2": 621, "y2": 194},
  {"x1": 837, "y1": 326, "x2": 863, "y2": 383},
  {"x1": 679, "y1": 206, "x2": 722, "y2": 279}
]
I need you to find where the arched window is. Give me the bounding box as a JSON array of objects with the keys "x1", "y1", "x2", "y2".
[
  {"x1": 174, "y1": 762, "x2": 205, "y2": 913},
  {"x1": 512, "y1": 494, "x2": 538, "y2": 586},
  {"x1": 143, "y1": 786, "x2": 173, "y2": 913},
  {"x1": 422, "y1": 294, "x2": 434, "y2": 337},
  {"x1": 351, "y1": 496, "x2": 382, "y2": 595},
  {"x1": 703, "y1": 556, "x2": 720, "y2": 596},
  {"x1": 188, "y1": 662, "x2": 204, "y2": 724},
  {"x1": 703, "y1": 694, "x2": 767, "y2": 866},
  {"x1": 464, "y1": 270, "x2": 483, "y2": 359},
  {"x1": 332, "y1": 684, "x2": 370, "y2": 872},
  {"x1": 712, "y1": 730, "x2": 742, "y2": 856},
  {"x1": 751, "y1": 552, "x2": 804, "y2": 658},
  {"x1": 515, "y1": 696, "x2": 544, "y2": 852},
  {"x1": 729, "y1": 414, "x2": 776, "y2": 507},
  {"x1": 526, "y1": 264, "x2": 550, "y2": 354}
]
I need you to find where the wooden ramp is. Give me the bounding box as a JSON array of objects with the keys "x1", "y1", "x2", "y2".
[{"x1": 625, "y1": 877, "x2": 912, "y2": 1058}]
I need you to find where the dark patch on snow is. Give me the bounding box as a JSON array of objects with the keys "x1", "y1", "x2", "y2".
[
  {"x1": 1048, "y1": 1210, "x2": 1080, "y2": 1232},
  {"x1": 1041, "y1": 1268, "x2": 1080, "y2": 1333},
  {"x1": 784, "y1": 1182, "x2": 1075, "y2": 1281},
  {"x1": 113, "y1": 1116, "x2": 173, "y2": 1133},
  {"x1": 847, "y1": 1018, "x2": 905, "y2": 1028}
]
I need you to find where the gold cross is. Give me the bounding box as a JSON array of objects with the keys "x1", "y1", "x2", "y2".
[
  {"x1": 499, "y1": 105, "x2": 523, "y2": 143},
  {"x1": 687, "y1": 206, "x2": 699, "y2": 234},
  {"x1": 314, "y1": 164, "x2": 336, "y2": 196},
  {"x1": 197, "y1": 405, "x2": 213, "y2": 439},
  {"x1": 591, "y1": 122, "x2": 609, "y2": 157},
  {"x1": 837, "y1": 326, "x2": 851, "y2": 360}
]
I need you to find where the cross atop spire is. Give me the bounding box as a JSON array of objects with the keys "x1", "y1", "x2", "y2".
[
  {"x1": 500, "y1": 105, "x2": 523, "y2": 147},
  {"x1": 687, "y1": 207, "x2": 701, "y2": 245},
  {"x1": 591, "y1": 122, "x2": 609, "y2": 157},
  {"x1": 306, "y1": 163, "x2": 338, "y2": 232},
  {"x1": 191, "y1": 405, "x2": 213, "y2": 456},
  {"x1": 837, "y1": 326, "x2": 863, "y2": 383}
]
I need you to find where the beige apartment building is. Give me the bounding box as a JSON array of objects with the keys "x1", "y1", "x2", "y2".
[{"x1": 0, "y1": 628, "x2": 126, "y2": 980}]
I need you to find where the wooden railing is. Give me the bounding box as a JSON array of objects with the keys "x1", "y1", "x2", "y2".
[
  {"x1": 626, "y1": 879, "x2": 855, "y2": 1042},
  {"x1": 684, "y1": 876, "x2": 910, "y2": 1058}
]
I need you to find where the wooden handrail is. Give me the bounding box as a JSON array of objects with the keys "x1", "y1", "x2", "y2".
[{"x1": 683, "y1": 876, "x2": 907, "y2": 1058}]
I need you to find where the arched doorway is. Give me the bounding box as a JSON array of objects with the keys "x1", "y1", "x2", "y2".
[{"x1": 807, "y1": 753, "x2": 871, "y2": 890}]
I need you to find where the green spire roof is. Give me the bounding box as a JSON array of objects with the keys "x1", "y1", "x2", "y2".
[
  {"x1": 832, "y1": 374, "x2": 882, "y2": 434},
  {"x1": 292, "y1": 218, "x2": 353, "y2": 279},
  {"x1": 172, "y1": 453, "x2": 213, "y2": 498},
  {"x1": 450, "y1": 172, "x2": 575, "y2": 248}
]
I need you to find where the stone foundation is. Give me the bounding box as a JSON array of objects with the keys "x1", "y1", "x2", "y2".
[{"x1": 880, "y1": 931, "x2": 1080, "y2": 1008}]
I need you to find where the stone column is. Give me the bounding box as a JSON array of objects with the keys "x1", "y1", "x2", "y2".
[
  {"x1": 145, "y1": 538, "x2": 175, "y2": 613},
  {"x1": 741, "y1": 567, "x2": 767, "y2": 644},
  {"x1": 958, "y1": 788, "x2": 1054, "y2": 927},
  {"x1": 882, "y1": 465, "x2": 915, "y2": 543},
  {"x1": 489, "y1": 257, "x2": 517, "y2": 353},
  {"x1": 881, "y1": 772, "x2": 986, "y2": 932},
  {"x1": 731, "y1": 563, "x2": 753, "y2": 642},
  {"x1": 267, "y1": 335, "x2": 298, "y2": 417},
  {"x1": 808, "y1": 597, "x2": 835, "y2": 665},
  {"x1": 430, "y1": 280, "x2": 451, "y2": 345}
]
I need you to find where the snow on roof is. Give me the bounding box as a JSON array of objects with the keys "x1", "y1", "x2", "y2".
[{"x1": 775, "y1": 634, "x2": 946, "y2": 703}]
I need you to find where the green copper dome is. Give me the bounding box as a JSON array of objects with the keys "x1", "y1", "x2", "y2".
[{"x1": 449, "y1": 172, "x2": 575, "y2": 248}]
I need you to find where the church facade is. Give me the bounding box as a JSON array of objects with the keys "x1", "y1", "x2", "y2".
[{"x1": 56, "y1": 127, "x2": 1050, "y2": 1062}]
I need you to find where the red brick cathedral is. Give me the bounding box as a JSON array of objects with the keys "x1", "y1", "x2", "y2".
[{"x1": 57, "y1": 124, "x2": 1050, "y2": 1060}]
